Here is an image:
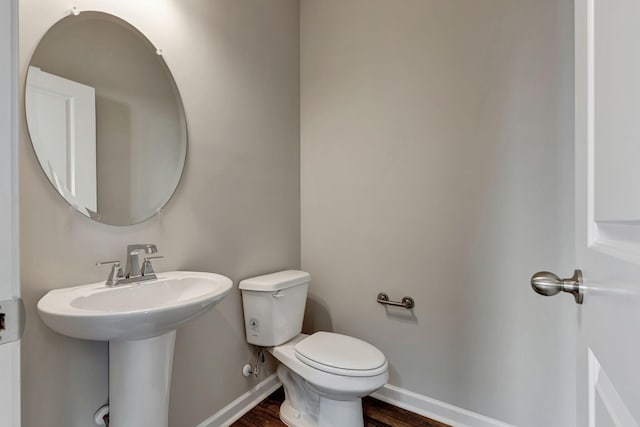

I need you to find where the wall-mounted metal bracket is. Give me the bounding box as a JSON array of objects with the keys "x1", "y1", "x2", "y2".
[{"x1": 377, "y1": 292, "x2": 415, "y2": 309}]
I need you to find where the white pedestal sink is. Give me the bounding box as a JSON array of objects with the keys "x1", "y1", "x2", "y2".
[{"x1": 37, "y1": 271, "x2": 232, "y2": 427}]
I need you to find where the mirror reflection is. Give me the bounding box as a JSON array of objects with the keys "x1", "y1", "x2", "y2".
[{"x1": 26, "y1": 12, "x2": 187, "y2": 225}]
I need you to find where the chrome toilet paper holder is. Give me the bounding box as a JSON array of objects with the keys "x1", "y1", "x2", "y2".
[{"x1": 377, "y1": 292, "x2": 415, "y2": 309}]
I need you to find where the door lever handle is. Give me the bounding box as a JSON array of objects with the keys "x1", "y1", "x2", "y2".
[{"x1": 531, "y1": 269, "x2": 583, "y2": 304}]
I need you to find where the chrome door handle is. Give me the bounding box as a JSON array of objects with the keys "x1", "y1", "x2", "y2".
[{"x1": 531, "y1": 269, "x2": 583, "y2": 304}]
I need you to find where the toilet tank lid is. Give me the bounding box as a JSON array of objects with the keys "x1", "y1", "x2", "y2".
[{"x1": 239, "y1": 270, "x2": 310, "y2": 291}]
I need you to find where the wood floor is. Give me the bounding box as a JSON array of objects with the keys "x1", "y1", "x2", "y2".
[{"x1": 231, "y1": 387, "x2": 450, "y2": 427}]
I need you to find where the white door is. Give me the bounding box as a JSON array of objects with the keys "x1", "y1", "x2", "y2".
[
  {"x1": 536, "y1": 1, "x2": 640, "y2": 426},
  {"x1": 0, "y1": 0, "x2": 21, "y2": 426},
  {"x1": 26, "y1": 66, "x2": 97, "y2": 214}
]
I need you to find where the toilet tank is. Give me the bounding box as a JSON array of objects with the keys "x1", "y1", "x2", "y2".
[{"x1": 239, "y1": 270, "x2": 310, "y2": 347}]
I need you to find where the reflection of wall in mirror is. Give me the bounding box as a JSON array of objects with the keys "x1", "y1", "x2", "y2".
[{"x1": 29, "y1": 15, "x2": 184, "y2": 225}]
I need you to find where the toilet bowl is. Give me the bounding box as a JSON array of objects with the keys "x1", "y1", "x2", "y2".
[
  {"x1": 271, "y1": 333, "x2": 388, "y2": 427},
  {"x1": 239, "y1": 271, "x2": 389, "y2": 427}
]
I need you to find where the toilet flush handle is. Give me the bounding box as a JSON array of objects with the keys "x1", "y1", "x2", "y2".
[{"x1": 272, "y1": 290, "x2": 285, "y2": 299}]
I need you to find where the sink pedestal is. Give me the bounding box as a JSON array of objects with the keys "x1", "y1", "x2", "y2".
[{"x1": 109, "y1": 331, "x2": 176, "y2": 427}]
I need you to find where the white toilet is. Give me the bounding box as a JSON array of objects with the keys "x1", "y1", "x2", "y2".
[{"x1": 239, "y1": 270, "x2": 389, "y2": 427}]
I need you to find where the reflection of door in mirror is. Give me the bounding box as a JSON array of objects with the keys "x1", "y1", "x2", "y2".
[{"x1": 26, "y1": 66, "x2": 97, "y2": 215}]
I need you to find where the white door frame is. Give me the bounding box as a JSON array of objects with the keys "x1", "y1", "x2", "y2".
[{"x1": 0, "y1": 0, "x2": 21, "y2": 425}]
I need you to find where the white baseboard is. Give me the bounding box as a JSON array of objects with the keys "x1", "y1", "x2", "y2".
[
  {"x1": 371, "y1": 384, "x2": 514, "y2": 427},
  {"x1": 196, "y1": 376, "x2": 513, "y2": 427},
  {"x1": 196, "y1": 374, "x2": 282, "y2": 427}
]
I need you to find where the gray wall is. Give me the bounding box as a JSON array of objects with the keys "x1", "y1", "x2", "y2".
[
  {"x1": 20, "y1": 1, "x2": 299, "y2": 426},
  {"x1": 300, "y1": 1, "x2": 575, "y2": 426}
]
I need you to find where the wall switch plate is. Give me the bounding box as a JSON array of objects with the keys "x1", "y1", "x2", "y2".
[{"x1": 0, "y1": 299, "x2": 24, "y2": 345}]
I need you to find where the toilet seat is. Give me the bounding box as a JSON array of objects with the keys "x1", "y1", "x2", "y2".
[{"x1": 294, "y1": 332, "x2": 387, "y2": 377}]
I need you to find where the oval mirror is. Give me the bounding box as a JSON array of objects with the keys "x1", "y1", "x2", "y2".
[{"x1": 25, "y1": 11, "x2": 187, "y2": 226}]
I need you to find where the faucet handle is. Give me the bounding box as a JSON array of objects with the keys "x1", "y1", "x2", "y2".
[
  {"x1": 96, "y1": 260, "x2": 123, "y2": 286},
  {"x1": 96, "y1": 260, "x2": 120, "y2": 266},
  {"x1": 141, "y1": 256, "x2": 163, "y2": 276}
]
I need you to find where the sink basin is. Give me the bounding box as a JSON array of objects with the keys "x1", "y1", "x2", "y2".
[
  {"x1": 37, "y1": 271, "x2": 232, "y2": 341},
  {"x1": 37, "y1": 270, "x2": 232, "y2": 427}
]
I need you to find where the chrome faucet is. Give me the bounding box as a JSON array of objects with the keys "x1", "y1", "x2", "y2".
[
  {"x1": 97, "y1": 244, "x2": 163, "y2": 287},
  {"x1": 125, "y1": 244, "x2": 158, "y2": 278}
]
